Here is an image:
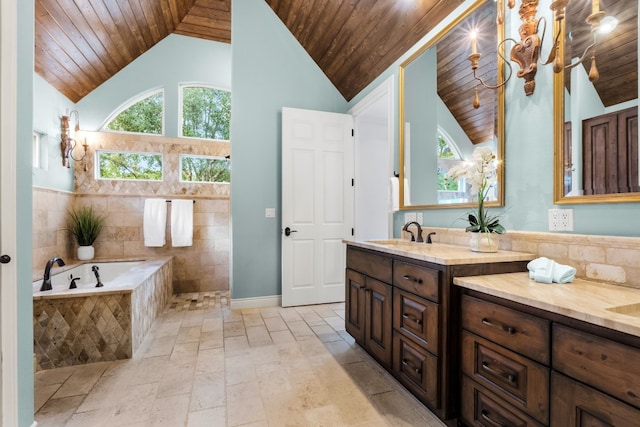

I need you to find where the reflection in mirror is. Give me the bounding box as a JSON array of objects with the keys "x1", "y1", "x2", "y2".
[
  {"x1": 555, "y1": 0, "x2": 638, "y2": 203},
  {"x1": 399, "y1": 0, "x2": 504, "y2": 209}
]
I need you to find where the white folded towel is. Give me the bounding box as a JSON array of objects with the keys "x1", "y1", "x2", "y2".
[
  {"x1": 171, "y1": 199, "x2": 193, "y2": 247},
  {"x1": 144, "y1": 199, "x2": 167, "y2": 247},
  {"x1": 527, "y1": 257, "x2": 576, "y2": 284}
]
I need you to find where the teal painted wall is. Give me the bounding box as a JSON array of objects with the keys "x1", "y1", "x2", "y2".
[
  {"x1": 18, "y1": 0, "x2": 35, "y2": 424},
  {"x1": 230, "y1": 0, "x2": 348, "y2": 299},
  {"x1": 346, "y1": 0, "x2": 640, "y2": 238},
  {"x1": 33, "y1": 74, "x2": 76, "y2": 191},
  {"x1": 76, "y1": 34, "x2": 232, "y2": 135}
]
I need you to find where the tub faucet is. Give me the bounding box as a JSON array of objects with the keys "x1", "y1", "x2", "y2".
[
  {"x1": 41, "y1": 257, "x2": 66, "y2": 291},
  {"x1": 402, "y1": 221, "x2": 423, "y2": 243}
]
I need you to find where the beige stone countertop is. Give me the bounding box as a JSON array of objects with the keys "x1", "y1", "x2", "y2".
[
  {"x1": 345, "y1": 239, "x2": 535, "y2": 265},
  {"x1": 454, "y1": 272, "x2": 640, "y2": 338}
]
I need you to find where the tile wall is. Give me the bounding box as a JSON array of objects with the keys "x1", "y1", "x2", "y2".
[
  {"x1": 426, "y1": 227, "x2": 640, "y2": 287},
  {"x1": 33, "y1": 131, "x2": 230, "y2": 293}
]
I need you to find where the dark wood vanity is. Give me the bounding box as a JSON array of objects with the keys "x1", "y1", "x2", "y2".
[
  {"x1": 455, "y1": 273, "x2": 640, "y2": 427},
  {"x1": 344, "y1": 242, "x2": 533, "y2": 423}
]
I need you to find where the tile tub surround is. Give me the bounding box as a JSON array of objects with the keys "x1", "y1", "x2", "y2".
[
  {"x1": 33, "y1": 186, "x2": 229, "y2": 293},
  {"x1": 413, "y1": 227, "x2": 640, "y2": 287},
  {"x1": 33, "y1": 257, "x2": 172, "y2": 370}
]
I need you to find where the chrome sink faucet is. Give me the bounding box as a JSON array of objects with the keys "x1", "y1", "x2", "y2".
[
  {"x1": 41, "y1": 257, "x2": 65, "y2": 291},
  {"x1": 402, "y1": 221, "x2": 424, "y2": 243}
]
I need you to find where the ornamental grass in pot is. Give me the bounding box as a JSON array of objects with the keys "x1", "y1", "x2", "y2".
[{"x1": 68, "y1": 206, "x2": 106, "y2": 260}]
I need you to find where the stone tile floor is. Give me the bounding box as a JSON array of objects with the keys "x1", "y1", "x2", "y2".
[{"x1": 34, "y1": 292, "x2": 446, "y2": 426}]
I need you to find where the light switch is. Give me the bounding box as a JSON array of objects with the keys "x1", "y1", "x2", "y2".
[{"x1": 265, "y1": 208, "x2": 276, "y2": 218}]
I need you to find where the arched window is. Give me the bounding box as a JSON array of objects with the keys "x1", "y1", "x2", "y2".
[
  {"x1": 436, "y1": 130, "x2": 465, "y2": 203},
  {"x1": 102, "y1": 89, "x2": 164, "y2": 135},
  {"x1": 180, "y1": 85, "x2": 230, "y2": 141}
]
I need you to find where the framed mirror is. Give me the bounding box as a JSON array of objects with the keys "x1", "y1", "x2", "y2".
[
  {"x1": 399, "y1": 0, "x2": 505, "y2": 210},
  {"x1": 554, "y1": 0, "x2": 638, "y2": 204}
]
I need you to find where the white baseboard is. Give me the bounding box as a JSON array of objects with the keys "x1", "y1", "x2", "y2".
[{"x1": 229, "y1": 295, "x2": 281, "y2": 310}]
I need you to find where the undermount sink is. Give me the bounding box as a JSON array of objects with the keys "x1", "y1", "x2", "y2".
[{"x1": 606, "y1": 303, "x2": 640, "y2": 318}]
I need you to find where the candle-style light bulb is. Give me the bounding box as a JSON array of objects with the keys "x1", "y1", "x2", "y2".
[
  {"x1": 592, "y1": 0, "x2": 600, "y2": 14},
  {"x1": 470, "y1": 30, "x2": 478, "y2": 55}
]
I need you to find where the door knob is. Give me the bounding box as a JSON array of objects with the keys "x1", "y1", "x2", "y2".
[
  {"x1": 0, "y1": 254, "x2": 11, "y2": 264},
  {"x1": 284, "y1": 227, "x2": 298, "y2": 237}
]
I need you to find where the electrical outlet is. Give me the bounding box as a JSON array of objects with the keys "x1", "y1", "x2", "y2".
[
  {"x1": 559, "y1": 208, "x2": 574, "y2": 231},
  {"x1": 405, "y1": 212, "x2": 417, "y2": 223},
  {"x1": 549, "y1": 208, "x2": 573, "y2": 231}
]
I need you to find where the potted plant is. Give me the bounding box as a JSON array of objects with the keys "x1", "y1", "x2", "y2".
[
  {"x1": 68, "y1": 206, "x2": 106, "y2": 260},
  {"x1": 447, "y1": 146, "x2": 505, "y2": 252}
]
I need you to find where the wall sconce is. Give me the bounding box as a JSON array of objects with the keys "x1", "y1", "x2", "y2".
[
  {"x1": 60, "y1": 110, "x2": 89, "y2": 171},
  {"x1": 469, "y1": 0, "x2": 618, "y2": 100}
]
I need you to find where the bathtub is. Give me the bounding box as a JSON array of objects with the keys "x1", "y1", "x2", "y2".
[{"x1": 32, "y1": 257, "x2": 173, "y2": 370}]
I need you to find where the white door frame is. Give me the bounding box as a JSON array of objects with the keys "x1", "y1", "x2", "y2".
[
  {"x1": 0, "y1": 0, "x2": 20, "y2": 424},
  {"x1": 348, "y1": 75, "x2": 395, "y2": 239}
]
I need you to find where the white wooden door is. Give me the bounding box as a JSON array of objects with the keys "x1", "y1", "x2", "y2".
[{"x1": 282, "y1": 107, "x2": 354, "y2": 307}]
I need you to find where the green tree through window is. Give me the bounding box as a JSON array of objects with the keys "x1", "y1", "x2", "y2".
[
  {"x1": 181, "y1": 155, "x2": 230, "y2": 183},
  {"x1": 105, "y1": 92, "x2": 163, "y2": 134},
  {"x1": 98, "y1": 152, "x2": 163, "y2": 180},
  {"x1": 182, "y1": 86, "x2": 230, "y2": 140}
]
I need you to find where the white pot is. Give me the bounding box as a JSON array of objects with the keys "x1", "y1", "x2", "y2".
[
  {"x1": 469, "y1": 233, "x2": 498, "y2": 253},
  {"x1": 77, "y1": 245, "x2": 95, "y2": 260}
]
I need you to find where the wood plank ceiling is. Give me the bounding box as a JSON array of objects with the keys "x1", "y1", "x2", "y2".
[
  {"x1": 35, "y1": 0, "x2": 463, "y2": 103},
  {"x1": 565, "y1": 0, "x2": 637, "y2": 107}
]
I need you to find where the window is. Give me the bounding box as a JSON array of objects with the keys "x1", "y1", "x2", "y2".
[
  {"x1": 33, "y1": 131, "x2": 42, "y2": 168},
  {"x1": 103, "y1": 90, "x2": 164, "y2": 134},
  {"x1": 436, "y1": 131, "x2": 467, "y2": 204},
  {"x1": 97, "y1": 150, "x2": 163, "y2": 181},
  {"x1": 180, "y1": 155, "x2": 230, "y2": 183},
  {"x1": 181, "y1": 85, "x2": 230, "y2": 140}
]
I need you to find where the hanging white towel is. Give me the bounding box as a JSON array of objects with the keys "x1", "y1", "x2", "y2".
[
  {"x1": 390, "y1": 177, "x2": 411, "y2": 211},
  {"x1": 144, "y1": 199, "x2": 167, "y2": 247},
  {"x1": 171, "y1": 199, "x2": 193, "y2": 247}
]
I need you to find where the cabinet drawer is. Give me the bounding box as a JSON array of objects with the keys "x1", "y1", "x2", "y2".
[
  {"x1": 551, "y1": 371, "x2": 640, "y2": 427},
  {"x1": 461, "y1": 375, "x2": 545, "y2": 427},
  {"x1": 346, "y1": 247, "x2": 392, "y2": 284},
  {"x1": 462, "y1": 295, "x2": 550, "y2": 364},
  {"x1": 461, "y1": 331, "x2": 549, "y2": 424},
  {"x1": 392, "y1": 331, "x2": 439, "y2": 409},
  {"x1": 393, "y1": 261, "x2": 439, "y2": 302},
  {"x1": 553, "y1": 324, "x2": 640, "y2": 409},
  {"x1": 393, "y1": 288, "x2": 439, "y2": 355}
]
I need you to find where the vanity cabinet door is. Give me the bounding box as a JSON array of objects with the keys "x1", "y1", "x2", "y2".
[
  {"x1": 364, "y1": 277, "x2": 393, "y2": 369},
  {"x1": 345, "y1": 269, "x2": 365, "y2": 344},
  {"x1": 461, "y1": 375, "x2": 545, "y2": 427},
  {"x1": 462, "y1": 294, "x2": 550, "y2": 364},
  {"x1": 393, "y1": 288, "x2": 439, "y2": 355},
  {"x1": 553, "y1": 324, "x2": 640, "y2": 409},
  {"x1": 393, "y1": 331, "x2": 439, "y2": 409},
  {"x1": 551, "y1": 372, "x2": 640, "y2": 427},
  {"x1": 461, "y1": 331, "x2": 549, "y2": 424}
]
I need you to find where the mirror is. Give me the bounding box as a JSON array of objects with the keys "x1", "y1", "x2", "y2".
[
  {"x1": 554, "y1": 0, "x2": 638, "y2": 203},
  {"x1": 399, "y1": 0, "x2": 504, "y2": 209}
]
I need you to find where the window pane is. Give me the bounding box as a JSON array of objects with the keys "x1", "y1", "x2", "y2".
[
  {"x1": 98, "y1": 151, "x2": 163, "y2": 181},
  {"x1": 180, "y1": 155, "x2": 230, "y2": 183},
  {"x1": 105, "y1": 92, "x2": 163, "y2": 134},
  {"x1": 182, "y1": 87, "x2": 230, "y2": 140}
]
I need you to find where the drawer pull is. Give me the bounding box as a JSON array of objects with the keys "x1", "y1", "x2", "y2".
[
  {"x1": 482, "y1": 318, "x2": 516, "y2": 335},
  {"x1": 481, "y1": 362, "x2": 517, "y2": 385},
  {"x1": 480, "y1": 410, "x2": 507, "y2": 427},
  {"x1": 401, "y1": 359, "x2": 422, "y2": 375},
  {"x1": 402, "y1": 313, "x2": 423, "y2": 325},
  {"x1": 402, "y1": 274, "x2": 423, "y2": 284}
]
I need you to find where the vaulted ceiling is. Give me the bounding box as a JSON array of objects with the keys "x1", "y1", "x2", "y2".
[{"x1": 34, "y1": 0, "x2": 463, "y2": 103}]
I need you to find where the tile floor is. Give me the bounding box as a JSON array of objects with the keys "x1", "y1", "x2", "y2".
[{"x1": 34, "y1": 292, "x2": 446, "y2": 426}]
